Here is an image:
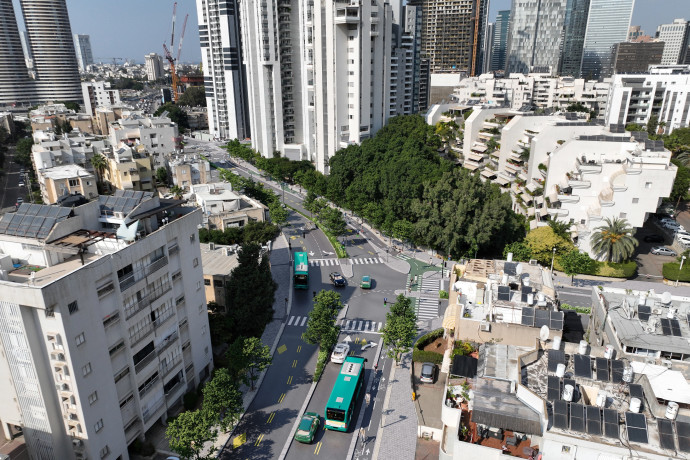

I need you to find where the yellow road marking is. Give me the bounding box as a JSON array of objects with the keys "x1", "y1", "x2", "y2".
[
  {"x1": 287, "y1": 375, "x2": 293, "y2": 384},
  {"x1": 297, "y1": 345, "x2": 302, "y2": 353},
  {"x1": 267, "y1": 412, "x2": 275, "y2": 424},
  {"x1": 314, "y1": 441, "x2": 323, "y2": 455},
  {"x1": 278, "y1": 393, "x2": 286, "y2": 403},
  {"x1": 232, "y1": 433, "x2": 246, "y2": 448},
  {"x1": 358, "y1": 245, "x2": 364, "y2": 249},
  {"x1": 290, "y1": 235, "x2": 298, "y2": 240},
  {"x1": 277, "y1": 344, "x2": 287, "y2": 354},
  {"x1": 292, "y1": 359, "x2": 298, "y2": 368},
  {"x1": 349, "y1": 351, "x2": 355, "y2": 356},
  {"x1": 302, "y1": 246, "x2": 307, "y2": 251},
  {"x1": 354, "y1": 337, "x2": 360, "y2": 344},
  {"x1": 368, "y1": 250, "x2": 374, "y2": 255},
  {"x1": 254, "y1": 434, "x2": 264, "y2": 446}
]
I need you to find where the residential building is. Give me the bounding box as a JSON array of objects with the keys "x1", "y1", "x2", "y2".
[
  {"x1": 196, "y1": 0, "x2": 250, "y2": 141},
  {"x1": 580, "y1": 0, "x2": 634, "y2": 80},
  {"x1": 30, "y1": 130, "x2": 109, "y2": 174},
  {"x1": 144, "y1": 53, "x2": 164, "y2": 81},
  {"x1": 605, "y1": 70, "x2": 690, "y2": 134},
  {"x1": 628, "y1": 25, "x2": 645, "y2": 41},
  {"x1": 541, "y1": 129, "x2": 676, "y2": 258},
  {"x1": 73, "y1": 34, "x2": 93, "y2": 72},
  {"x1": 36, "y1": 164, "x2": 97, "y2": 204},
  {"x1": 558, "y1": 0, "x2": 590, "y2": 77},
  {"x1": 103, "y1": 144, "x2": 155, "y2": 192},
  {"x1": 505, "y1": 0, "x2": 567, "y2": 74},
  {"x1": 200, "y1": 243, "x2": 239, "y2": 312},
  {"x1": 482, "y1": 23, "x2": 494, "y2": 75},
  {"x1": 108, "y1": 115, "x2": 182, "y2": 169},
  {"x1": 29, "y1": 102, "x2": 96, "y2": 134},
  {"x1": 0, "y1": 0, "x2": 35, "y2": 104},
  {"x1": 0, "y1": 192, "x2": 213, "y2": 460},
  {"x1": 191, "y1": 183, "x2": 268, "y2": 230},
  {"x1": 613, "y1": 42, "x2": 664, "y2": 74},
  {"x1": 409, "y1": 0, "x2": 489, "y2": 75},
  {"x1": 20, "y1": 30, "x2": 33, "y2": 67},
  {"x1": 657, "y1": 19, "x2": 690, "y2": 66},
  {"x1": 81, "y1": 81, "x2": 121, "y2": 116},
  {"x1": 490, "y1": 10, "x2": 510, "y2": 73},
  {"x1": 170, "y1": 154, "x2": 211, "y2": 190}
]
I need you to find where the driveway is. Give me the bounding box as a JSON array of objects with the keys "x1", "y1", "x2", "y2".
[
  {"x1": 632, "y1": 217, "x2": 678, "y2": 279},
  {"x1": 412, "y1": 362, "x2": 445, "y2": 430}
]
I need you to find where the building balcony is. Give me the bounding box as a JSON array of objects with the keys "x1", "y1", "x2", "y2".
[
  {"x1": 118, "y1": 255, "x2": 168, "y2": 292},
  {"x1": 138, "y1": 374, "x2": 160, "y2": 399},
  {"x1": 568, "y1": 179, "x2": 591, "y2": 189},
  {"x1": 153, "y1": 308, "x2": 175, "y2": 330},
  {"x1": 134, "y1": 348, "x2": 157, "y2": 374},
  {"x1": 557, "y1": 194, "x2": 580, "y2": 203},
  {"x1": 548, "y1": 208, "x2": 569, "y2": 217},
  {"x1": 160, "y1": 354, "x2": 183, "y2": 379},
  {"x1": 334, "y1": 6, "x2": 359, "y2": 24},
  {"x1": 130, "y1": 323, "x2": 154, "y2": 347},
  {"x1": 142, "y1": 396, "x2": 165, "y2": 423},
  {"x1": 124, "y1": 281, "x2": 172, "y2": 320},
  {"x1": 576, "y1": 159, "x2": 602, "y2": 174},
  {"x1": 157, "y1": 331, "x2": 179, "y2": 357}
]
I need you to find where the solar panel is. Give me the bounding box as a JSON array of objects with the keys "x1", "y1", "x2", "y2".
[
  {"x1": 596, "y1": 357, "x2": 609, "y2": 381},
  {"x1": 574, "y1": 355, "x2": 592, "y2": 379},
  {"x1": 612, "y1": 360, "x2": 625, "y2": 383},
  {"x1": 498, "y1": 285, "x2": 511, "y2": 301},
  {"x1": 638, "y1": 305, "x2": 651, "y2": 322},
  {"x1": 603, "y1": 409, "x2": 620, "y2": 439},
  {"x1": 586, "y1": 406, "x2": 602, "y2": 436},
  {"x1": 521, "y1": 306, "x2": 535, "y2": 326},
  {"x1": 570, "y1": 403, "x2": 586, "y2": 432},
  {"x1": 554, "y1": 400, "x2": 569, "y2": 429},
  {"x1": 625, "y1": 412, "x2": 648, "y2": 444},
  {"x1": 504, "y1": 262, "x2": 517, "y2": 276},
  {"x1": 547, "y1": 375, "x2": 561, "y2": 401},
  {"x1": 678, "y1": 421, "x2": 690, "y2": 452},
  {"x1": 535, "y1": 309, "x2": 550, "y2": 328},
  {"x1": 550, "y1": 311, "x2": 564, "y2": 330},
  {"x1": 547, "y1": 350, "x2": 565, "y2": 372},
  {"x1": 670, "y1": 319, "x2": 682, "y2": 337},
  {"x1": 660, "y1": 318, "x2": 673, "y2": 336},
  {"x1": 658, "y1": 419, "x2": 676, "y2": 450}
]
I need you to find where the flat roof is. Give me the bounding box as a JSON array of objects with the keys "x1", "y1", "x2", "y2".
[
  {"x1": 200, "y1": 243, "x2": 239, "y2": 276},
  {"x1": 41, "y1": 164, "x2": 94, "y2": 180}
]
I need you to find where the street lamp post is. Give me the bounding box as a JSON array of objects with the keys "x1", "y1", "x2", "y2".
[
  {"x1": 550, "y1": 247, "x2": 557, "y2": 273},
  {"x1": 676, "y1": 255, "x2": 687, "y2": 287}
]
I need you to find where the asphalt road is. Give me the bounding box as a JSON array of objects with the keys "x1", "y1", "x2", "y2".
[{"x1": 0, "y1": 146, "x2": 29, "y2": 213}]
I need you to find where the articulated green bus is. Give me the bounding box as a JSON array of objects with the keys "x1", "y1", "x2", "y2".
[
  {"x1": 294, "y1": 251, "x2": 309, "y2": 289},
  {"x1": 324, "y1": 356, "x2": 366, "y2": 431}
]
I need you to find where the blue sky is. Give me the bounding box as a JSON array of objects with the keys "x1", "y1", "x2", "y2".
[{"x1": 11, "y1": 0, "x2": 690, "y2": 64}]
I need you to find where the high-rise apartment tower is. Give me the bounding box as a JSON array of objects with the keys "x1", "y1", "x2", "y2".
[
  {"x1": 580, "y1": 0, "x2": 634, "y2": 80},
  {"x1": 0, "y1": 0, "x2": 35, "y2": 104},
  {"x1": 73, "y1": 34, "x2": 93, "y2": 72},
  {"x1": 558, "y1": 0, "x2": 590, "y2": 77},
  {"x1": 490, "y1": 10, "x2": 510, "y2": 73},
  {"x1": 144, "y1": 53, "x2": 165, "y2": 81},
  {"x1": 657, "y1": 19, "x2": 690, "y2": 65}
]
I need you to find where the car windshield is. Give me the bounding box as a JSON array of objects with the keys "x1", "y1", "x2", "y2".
[
  {"x1": 298, "y1": 417, "x2": 313, "y2": 431},
  {"x1": 296, "y1": 429, "x2": 310, "y2": 436},
  {"x1": 422, "y1": 366, "x2": 433, "y2": 376}
]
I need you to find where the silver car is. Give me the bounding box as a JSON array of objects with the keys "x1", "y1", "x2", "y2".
[
  {"x1": 420, "y1": 362, "x2": 436, "y2": 383},
  {"x1": 651, "y1": 246, "x2": 677, "y2": 257},
  {"x1": 330, "y1": 343, "x2": 350, "y2": 364}
]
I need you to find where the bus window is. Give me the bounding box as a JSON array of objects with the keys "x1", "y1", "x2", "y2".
[{"x1": 327, "y1": 408, "x2": 345, "y2": 421}]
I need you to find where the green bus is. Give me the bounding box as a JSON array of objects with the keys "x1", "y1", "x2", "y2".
[
  {"x1": 325, "y1": 356, "x2": 366, "y2": 431},
  {"x1": 294, "y1": 252, "x2": 309, "y2": 289}
]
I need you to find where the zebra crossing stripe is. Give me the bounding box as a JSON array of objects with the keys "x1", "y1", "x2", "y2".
[
  {"x1": 357, "y1": 321, "x2": 363, "y2": 330},
  {"x1": 288, "y1": 316, "x2": 296, "y2": 326},
  {"x1": 377, "y1": 322, "x2": 383, "y2": 331},
  {"x1": 300, "y1": 316, "x2": 308, "y2": 326}
]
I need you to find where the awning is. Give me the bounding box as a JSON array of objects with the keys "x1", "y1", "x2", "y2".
[
  {"x1": 471, "y1": 379, "x2": 542, "y2": 435},
  {"x1": 527, "y1": 208, "x2": 535, "y2": 216},
  {"x1": 518, "y1": 172, "x2": 529, "y2": 182},
  {"x1": 443, "y1": 303, "x2": 458, "y2": 329},
  {"x1": 493, "y1": 176, "x2": 510, "y2": 186},
  {"x1": 481, "y1": 169, "x2": 497, "y2": 179},
  {"x1": 525, "y1": 182, "x2": 538, "y2": 193},
  {"x1": 535, "y1": 196, "x2": 544, "y2": 205},
  {"x1": 467, "y1": 152, "x2": 485, "y2": 162},
  {"x1": 471, "y1": 143, "x2": 488, "y2": 152},
  {"x1": 464, "y1": 162, "x2": 480, "y2": 171}
]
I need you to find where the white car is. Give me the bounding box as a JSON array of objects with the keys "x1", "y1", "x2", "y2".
[
  {"x1": 663, "y1": 221, "x2": 684, "y2": 231},
  {"x1": 677, "y1": 236, "x2": 690, "y2": 247},
  {"x1": 675, "y1": 229, "x2": 690, "y2": 238},
  {"x1": 330, "y1": 343, "x2": 350, "y2": 364}
]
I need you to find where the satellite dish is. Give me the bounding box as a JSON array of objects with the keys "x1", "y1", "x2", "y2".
[
  {"x1": 661, "y1": 292, "x2": 672, "y2": 305},
  {"x1": 516, "y1": 263, "x2": 523, "y2": 275},
  {"x1": 540, "y1": 325, "x2": 550, "y2": 341}
]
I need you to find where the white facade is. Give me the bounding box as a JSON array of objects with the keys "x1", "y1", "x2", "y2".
[
  {"x1": 108, "y1": 116, "x2": 181, "y2": 168},
  {"x1": 31, "y1": 131, "x2": 110, "y2": 174},
  {"x1": 81, "y1": 81, "x2": 121, "y2": 116},
  {"x1": 0, "y1": 194, "x2": 213, "y2": 460},
  {"x1": 144, "y1": 53, "x2": 164, "y2": 81},
  {"x1": 605, "y1": 71, "x2": 690, "y2": 134},
  {"x1": 657, "y1": 19, "x2": 690, "y2": 66},
  {"x1": 73, "y1": 34, "x2": 93, "y2": 72}
]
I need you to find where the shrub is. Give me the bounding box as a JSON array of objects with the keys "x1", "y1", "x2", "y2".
[
  {"x1": 415, "y1": 328, "x2": 444, "y2": 351},
  {"x1": 412, "y1": 349, "x2": 444, "y2": 364},
  {"x1": 439, "y1": 290, "x2": 449, "y2": 299},
  {"x1": 663, "y1": 262, "x2": 690, "y2": 282},
  {"x1": 595, "y1": 261, "x2": 637, "y2": 278},
  {"x1": 183, "y1": 391, "x2": 199, "y2": 410},
  {"x1": 560, "y1": 303, "x2": 592, "y2": 315},
  {"x1": 313, "y1": 349, "x2": 329, "y2": 382},
  {"x1": 452, "y1": 341, "x2": 475, "y2": 357}
]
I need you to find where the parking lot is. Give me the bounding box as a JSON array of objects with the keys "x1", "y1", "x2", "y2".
[{"x1": 633, "y1": 204, "x2": 689, "y2": 279}]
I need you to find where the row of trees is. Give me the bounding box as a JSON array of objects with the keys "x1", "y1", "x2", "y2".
[
  {"x1": 218, "y1": 167, "x2": 289, "y2": 226},
  {"x1": 166, "y1": 336, "x2": 271, "y2": 460},
  {"x1": 303, "y1": 192, "x2": 347, "y2": 237},
  {"x1": 199, "y1": 221, "x2": 280, "y2": 246}
]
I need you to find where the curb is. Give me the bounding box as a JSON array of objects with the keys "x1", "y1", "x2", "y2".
[
  {"x1": 278, "y1": 381, "x2": 318, "y2": 460},
  {"x1": 371, "y1": 354, "x2": 397, "y2": 460}
]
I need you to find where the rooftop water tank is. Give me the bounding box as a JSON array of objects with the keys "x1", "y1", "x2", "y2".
[
  {"x1": 666, "y1": 402, "x2": 679, "y2": 420},
  {"x1": 563, "y1": 384, "x2": 574, "y2": 402},
  {"x1": 629, "y1": 397, "x2": 641, "y2": 413}
]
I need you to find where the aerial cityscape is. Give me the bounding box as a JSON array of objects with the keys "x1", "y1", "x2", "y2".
[{"x1": 1, "y1": 0, "x2": 690, "y2": 460}]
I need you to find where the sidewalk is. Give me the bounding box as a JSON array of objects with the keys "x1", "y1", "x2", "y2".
[{"x1": 553, "y1": 272, "x2": 690, "y2": 295}]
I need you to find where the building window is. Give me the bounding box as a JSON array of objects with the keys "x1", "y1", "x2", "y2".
[
  {"x1": 645, "y1": 182, "x2": 652, "y2": 188},
  {"x1": 172, "y1": 271, "x2": 182, "y2": 282},
  {"x1": 75, "y1": 332, "x2": 86, "y2": 346},
  {"x1": 45, "y1": 305, "x2": 55, "y2": 318},
  {"x1": 213, "y1": 280, "x2": 224, "y2": 288},
  {"x1": 88, "y1": 391, "x2": 98, "y2": 405},
  {"x1": 99, "y1": 445, "x2": 109, "y2": 458},
  {"x1": 632, "y1": 198, "x2": 639, "y2": 204},
  {"x1": 196, "y1": 280, "x2": 202, "y2": 290},
  {"x1": 193, "y1": 258, "x2": 199, "y2": 268},
  {"x1": 82, "y1": 362, "x2": 92, "y2": 376},
  {"x1": 97, "y1": 282, "x2": 115, "y2": 298},
  {"x1": 94, "y1": 419, "x2": 104, "y2": 433},
  {"x1": 619, "y1": 212, "x2": 627, "y2": 218},
  {"x1": 68, "y1": 301, "x2": 79, "y2": 314},
  {"x1": 68, "y1": 178, "x2": 79, "y2": 187},
  {"x1": 204, "y1": 279, "x2": 211, "y2": 286},
  {"x1": 190, "y1": 233, "x2": 196, "y2": 243}
]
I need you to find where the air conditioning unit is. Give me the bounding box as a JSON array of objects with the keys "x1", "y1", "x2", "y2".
[
  {"x1": 529, "y1": 259, "x2": 539, "y2": 266},
  {"x1": 480, "y1": 321, "x2": 491, "y2": 332}
]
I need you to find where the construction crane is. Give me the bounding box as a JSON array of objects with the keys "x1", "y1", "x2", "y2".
[{"x1": 163, "y1": 2, "x2": 188, "y2": 103}]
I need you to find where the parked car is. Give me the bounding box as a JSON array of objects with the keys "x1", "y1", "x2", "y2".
[
  {"x1": 644, "y1": 234, "x2": 665, "y2": 243},
  {"x1": 18, "y1": 181, "x2": 24, "y2": 188},
  {"x1": 677, "y1": 236, "x2": 690, "y2": 247},
  {"x1": 360, "y1": 275, "x2": 372, "y2": 289},
  {"x1": 663, "y1": 222, "x2": 685, "y2": 232},
  {"x1": 294, "y1": 412, "x2": 320, "y2": 444},
  {"x1": 330, "y1": 272, "x2": 346, "y2": 287},
  {"x1": 420, "y1": 362, "x2": 436, "y2": 383},
  {"x1": 331, "y1": 343, "x2": 350, "y2": 364},
  {"x1": 651, "y1": 247, "x2": 677, "y2": 257},
  {"x1": 674, "y1": 229, "x2": 690, "y2": 238}
]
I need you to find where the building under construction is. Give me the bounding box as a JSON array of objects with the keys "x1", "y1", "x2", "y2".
[{"x1": 409, "y1": 0, "x2": 489, "y2": 75}]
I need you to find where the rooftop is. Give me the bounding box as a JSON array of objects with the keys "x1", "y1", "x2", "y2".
[
  {"x1": 41, "y1": 164, "x2": 94, "y2": 180},
  {"x1": 199, "y1": 243, "x2": 239, "y2": 276}
]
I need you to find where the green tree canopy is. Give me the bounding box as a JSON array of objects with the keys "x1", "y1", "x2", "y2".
[
  {"x1": 318, "y1": 207, "x2": 347, "y2": 236},
  {"x1": 524, "y1": 226, "x2": 574, "y2": 265},
  {"x1": 166, "y1": 409, "x2": 217, "y2": 460},
  {"x1": 302, "y1": 290, "x2": 342, "y2": 352},
  {"x1": 559, "y1": 250, "x2": 597, "y2": 284},
  {"x1": 178, "y1": 86, "x2": 206, "y2": 107},
  {"x1": 155, "y1": 167, "x2": 168, "y2": 185},
  {"x1": 382, "y1": 295, "x2": 417, "y2": 364},
  {"x1": 590, "y1": 217, "x2": 638, "y2": 263},
  {"x1": 547, "y1": 219, "x2": 572, "y2": 240},
  {"x1": 670, "y1": 159, "x2": 690, "y2": 202},
  {"x1": 155, "y1": 103, "x2": 189, "y2": 130},
  {"x1": 502, "y1": 240, "x2": 533, "y2": 262},
  {"x1": 225, "y1": 336, "x2": 272, "y2": 390},
  {"x1": 626, "y1": 123, "x2": 644, "y2": 133},
  {"x1": 201, "y1": 368, "x2": 243, "y2": 432}
]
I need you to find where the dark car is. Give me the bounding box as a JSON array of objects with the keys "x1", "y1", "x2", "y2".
[
  {"x1": 644, "y1": 234, "x2": 665, "y2": 243},
  {"x1": 420, "y1": 362, "x2": 436, "y2": 383},
  {"x1": 330, "y1": 272, "x2": 346, "y2": 287}
]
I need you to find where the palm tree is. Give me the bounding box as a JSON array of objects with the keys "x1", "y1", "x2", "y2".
[
  {"x1": 590, "y1": 217, "x2": 638, "y2": 263},
  {"x1": 676, "y1": 152, "x2": 690, "y2": 168},
  {"x1": 90, "y1": 153, "x2": 107, "y2": 185},
  {"x1": 170, "y1": 185, "x2": 184, "y2": 199}
]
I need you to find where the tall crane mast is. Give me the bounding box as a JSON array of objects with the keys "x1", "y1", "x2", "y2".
[{"x1": 163, "y1": 2, "x2": 188, "y2": 103}]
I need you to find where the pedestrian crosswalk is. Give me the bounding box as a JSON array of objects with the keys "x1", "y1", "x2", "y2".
[
  {"x1": 309, "y1": 258, "x2": 340, "y2": 266},
  {"x1": 350, "y1": 257, "x2": 383, "y2": 265},
  {"x1": 287, "y1": 315, "x2": 309, "y2": 327},
  {"x1": 419, "y1": 278, "x2": 440, "y2": 293},
  {"x1": 308, "y1": 257, "x2": 384, "y2": 267},
  {"x1": 396, "y1": 253, "x2": 413, "y2": 261},
  {"x1": 338, "y1": 319, "x2": 383, "y2": 333},
  {"x1": 416, "y1": 297, "x2": 440, "y2": 322}
]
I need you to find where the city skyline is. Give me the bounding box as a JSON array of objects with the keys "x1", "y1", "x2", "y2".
[{"x1": 7, "y1": 0, "x2": 685, "y2": 65}]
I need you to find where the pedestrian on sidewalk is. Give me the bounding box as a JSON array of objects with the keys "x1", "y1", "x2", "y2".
[{"x1": 365, "y1": 393, "x2": 371, "y2": 406}]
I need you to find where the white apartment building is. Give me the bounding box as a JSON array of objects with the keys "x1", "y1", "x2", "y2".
[
  {"x1": 191, "y1": 182, "x2": 268, "y2": 229},
  {"x1": 170, "y1": 154, "x2": 211, "y2": 190},
  {"x1": 542, "y1": 131, "x2": 676, "y2": 258},
  {"x1": 236, "y1": 0, "x2": 419, "y2": 173},
  {"x1": 31, "y1": 131, "x2": 111, "y2": 174},
  {"x1": 81, "y1": 81, "x2": 121, "y2": 116},
  {"x1": 605, "y1": 70, "x2": 690, "y2": 134},
  {"x1": 657, "y1": 19, "x2": 690, "y2": 66},
  {"x1": 109, "y1": 116, "x2": 181, "y2": 168},
  {"x1": 144, "y1": 53, "x2": 164, "y2": 81},
  {"x1": 0, "y1": 191, "x2": 213, "y2": 460}
]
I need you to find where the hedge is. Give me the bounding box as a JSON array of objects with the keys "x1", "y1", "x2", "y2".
[
  {"x1": 412, "y1": 349, "x2": 444, "y2": 364},
  {"x1": 313, "y1": 349, "x2": 329, "y2": 382},
  {"x1": 554, "y1": 259, "x2": 637, "y2": 278},
  {"x1": 663, "y1": 262, "x2": 690, "y2": 282},
  {"x1": 415, "y1": 328, "x2": 444, "y2": 351}
]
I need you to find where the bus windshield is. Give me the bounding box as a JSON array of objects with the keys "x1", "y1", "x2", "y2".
[{"x1": 326, "y1": 408, "x2": 345, "y2": 421}]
